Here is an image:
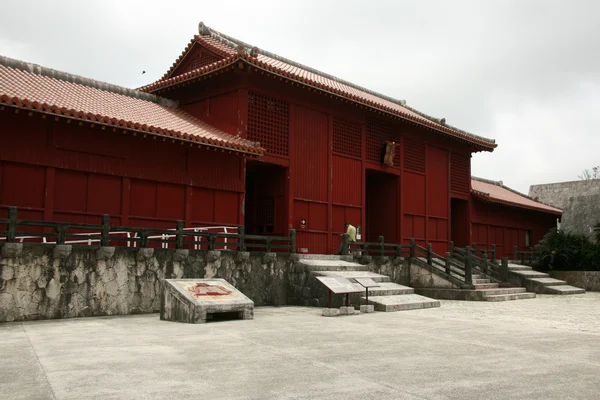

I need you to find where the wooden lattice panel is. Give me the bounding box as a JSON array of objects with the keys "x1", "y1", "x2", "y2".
[
  {"x1": 189, "y1": 51, "x2": 221, "y2": 72},
  {"x1": 366, "y1": 118, "x2": 400, "y2": 166},
  {"x1": 403, "y1": 139, "x2": 426, "y2": 173},
  {"x1": 450, "y1": 153, "x2": 470, "y2": 194},
  {"x1": 247, "y1": 92, "x2": 290, "y2": 157},
  {"x1": 333, "y1": 117, "x2": 362, "y2": 159}
]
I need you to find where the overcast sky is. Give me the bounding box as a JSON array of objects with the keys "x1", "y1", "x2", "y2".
[{"x1": 1, "y1": 0, "x2": 599, "y2": 194}]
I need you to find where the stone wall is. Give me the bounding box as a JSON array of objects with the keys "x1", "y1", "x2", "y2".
[
  {"x1": 529, "y1": 180, "x2": 600, "y2": 235},
  {"x1": 0, "y1": 243, "x2": 298, "y2": 323},
  {"x1": 549, "y1": 271, "x2": 600, "y2": 292}
]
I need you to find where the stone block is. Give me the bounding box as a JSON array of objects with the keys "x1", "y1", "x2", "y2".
[
  {"x1": 322, "y1": 308, "x2": 340, "y2": 317},
  {"x1": 1, "y1": 243, "x2": 23, "y2": 258},
  {"x1": 339, "y1": 306, "x2": 355, "y2": 315},
  {"x1": 173, "y1": 249, "x2": 189, "y2": 261},
  {"x1": 96, "y1": 246, "x2": 115, "y2": 260},
  {"x1": 136, "y1": 248, "x2": 154, "y2": 261},
  {"x1": 360, "y1": 305, "x2": 375, "y2": 313},
  {"x1": 235, "y1": 251, "x2": 250, "y2": 262},
  {"x1": 288, "y1": 253, "x2": 300, "y2": 262},
  {"x1": 262, "y1": 252, "x2": 277, "y2": 264},
  {"x1": 207, "y1": 250, "x2": 221, "y2": 262},
  {"x1": 359, "y1": 256, "x2": 372, "y2": 265},
  {"x1": 53, "y1": 245, "x2": 72, "y2": 260},
  {"x1": 161, "y1": 278, "x2": 254, "y2": 324}
]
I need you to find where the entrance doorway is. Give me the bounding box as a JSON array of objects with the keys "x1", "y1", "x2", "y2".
[
  {"x1": 450, "y1": 198, "x2": 469, "y2": 247},
  {"x1": 365, "y1": 170, "x2": 398, "y2": 243},
  {"x1": 244, "y1": 161, "x2": 286, "y2": 236}
]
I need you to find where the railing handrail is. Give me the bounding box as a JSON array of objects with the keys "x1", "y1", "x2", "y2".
[{"x1": 0, "y1": 207, "x2": 296, "y2": 254}]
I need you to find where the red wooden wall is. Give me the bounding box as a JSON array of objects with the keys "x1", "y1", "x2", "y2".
[
  {"x1": 470, "y1": 198, "x2": 557, "y2": 258},
  {"x1": 0, "y1": 112, "x2": 244, "y2": 231}
]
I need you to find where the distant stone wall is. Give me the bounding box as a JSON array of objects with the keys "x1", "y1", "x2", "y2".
[
  {"x1": 529, "y1": 180, "x2": 600, "y2": 235},
  {"x1": 549, "y1": 271, "x2": 600, "y2": 292},
  {"x1": 0, "y1": 243, "x2": 297, "y2": 323}
]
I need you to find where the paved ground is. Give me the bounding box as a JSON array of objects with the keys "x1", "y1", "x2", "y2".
[{"x1": 1, "y1": 293, "x2": 599, "y2": 400}]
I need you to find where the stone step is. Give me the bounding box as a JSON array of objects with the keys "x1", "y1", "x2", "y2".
[
  {"x1": 484, "y1": 292, "x2": 536, "y2": 302},
  {"x1": 472, "y1": 274, "x2": 484, "y2": 279},
  {"x1": 473, "y1": 283, "x2": 500, "y2": 289},
  {"x1": 543, "y1": 285, "x2": 586, "y2": 295},
  {"x1": 507, "y1": 264, "x2": 533, "y2": 271},
  {"x1": 366, "y1": 294, "x2": 441, "y2": 312},
  {"x1": 528, "y1": 277, "x2": 567, "y2": 286},
  {"x1": 511, "y1": 270, "x2": 549, "y2": 278},
  {"x1": 473, "y1": 279, "x2": 491, "y2": 284},
  {"x1": 300, "y1": 259, "x2": 369, "y2": 272},
  {"x1": 360, "y1": 282, "x2": 414, "y2": 296},
  {"x1": 474, "y1": 287, "x2": 527, "y2": 296},
  {"x1": 312, "y1": 270, "x2": 391, "y2": 283},
  {"x1": 297, "y1": 254, "x2": 352, "y2": 260}
]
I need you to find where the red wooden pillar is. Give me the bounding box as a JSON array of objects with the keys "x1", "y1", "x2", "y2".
[
  {"x1": 327, "y1": 115, "x2": 333, "y2": 253},
  {"x1": 237, "y1": 89, "x2": 249, "y2": 229},
  {"x1": 287, "y1": 104, "x2": 296, "y2": 232},
  {"x1": 361, "y1": 119, "x2": 367, "y2": 243},
  {"x1": 185, "y1": 185, "x2": 193, "y2": 227},
  {"x1": 398, "y1": 137, "x2": 404, "y2": 244}
]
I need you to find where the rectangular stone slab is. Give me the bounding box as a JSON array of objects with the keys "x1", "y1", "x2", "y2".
[
  {"x1": 355, "y1": 277, "x2": 379, "y2": 288},
  {"x1": 161, "y1": 279, "x2": 254, "y2": 324},
  {"x1": 316, "y1": 276, "x2": 364, "y2": 294}
]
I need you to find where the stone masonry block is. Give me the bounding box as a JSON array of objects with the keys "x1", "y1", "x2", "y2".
[
  {"x1": 339, "y1": 306, "x2": 355, "y2": 315},
  {"x1": 173, "y1": 249, "x2": 189, "y2": 261},
  {"x1": 360, "y1": 305, "x2": 375, "y2": 313},
  {"x1": 322, "y1": 308, "x2": 340, "y2": 317},
  {"x1": 96, "y1": 246, "x2": 115, "y2": 260},
  {"x1": 1, "y1": 243, "x2": 23, "y2": 258},
  {"x1": 262, "y1": 252, "x2": 277, "y2": 264},
  {"x1": 207, "y1": 251, "x2": 221, "y2": 262},
  {"x1": 53, "y1": 245, "x2": 72, "y2": 260},
  {"x1": 235, "y1": 251, "x2": 250, "y2": 262},
  {"x1": 136, "y1": 248, "x2": 154, "y2": 261}
]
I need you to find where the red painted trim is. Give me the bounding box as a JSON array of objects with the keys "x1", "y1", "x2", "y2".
[
  {"x1": 361, "y1": 118, "x2": 367, "y2": 241},
  {"x1": 287, "y1": 104, "x2": 296, "y2": 231},
  {"x1": 327, "y1": 114, "x2": 333, "y2": 253}
]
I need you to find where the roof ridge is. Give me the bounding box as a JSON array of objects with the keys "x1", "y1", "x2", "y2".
[
  {"x1": 203, "y1": 24, "x2": 495, "y2": 145},
  {"x1": 472, "y1": 176, "x2": 562, "y2": 212},
  {"x1": 0, "y1": 55, "x2": 177, "y2": 108}
]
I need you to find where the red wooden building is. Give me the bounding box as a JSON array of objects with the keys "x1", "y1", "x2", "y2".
[{"x1": 0, "y1": 23, "x2": 560, "y2": 254}]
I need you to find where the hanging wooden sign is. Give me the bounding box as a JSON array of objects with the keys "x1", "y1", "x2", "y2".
[{"x1": 381, "y1": 141, "x2": 396, "y2": 166}]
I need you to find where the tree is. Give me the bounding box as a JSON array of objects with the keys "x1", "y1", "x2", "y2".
[{"x1": 578, "y1": 166, "x2": 599, "y2": 180}]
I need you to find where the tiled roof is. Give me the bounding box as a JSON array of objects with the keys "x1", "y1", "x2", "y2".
[
  {"x1": 141, "y1": 22, "x2": 497, "y2": 151},
  {"x1": 471, "y1": 177, "x2": 562, "y2": 215},
  {"x1": 0, "y1": 56, "x2": 263, "y2": 156}
]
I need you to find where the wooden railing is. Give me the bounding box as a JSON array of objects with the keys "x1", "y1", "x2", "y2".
[
  {"x1": 513, "y1": 245, "x2": 535, "y2": 265},
  {"x1": 0, "y1": 207, "x2": 296, "y2": 253},
  {"x1": 343, "y1": 235, "x2": 412, "y2": 258}
]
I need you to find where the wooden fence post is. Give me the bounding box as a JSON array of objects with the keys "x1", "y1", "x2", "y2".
[
  {"x1": 7, "y1": 207, "x2": 17, "y2": 243},
  {"x1": 513, "y1": 245, "x2": 518, "y2": 261},
  {"x1": 444, "y1": 252, "x2": 452, "y2": 275},
  {"x1": 175, "y1": 220, "x2": 184, "y2": 249},
  {"x1": 266, "y1": 237, "x2": 272, "y2": 253},
  {"x1": 501, "y1": 257, "x2": 509, "y2": 283},
  {"x1": 426, "y1": 243, "x2": 432, "y2": 266},
  {"x1": 239, "y1": 226, "x2": 245, "y2": 252},
  {"x1": 449, "y1": 241, "x2": 454, "y2": 257},
  {"x1": 379, "y1": 236, "x2": 385, "y2": 258},
  {"x1": 482, "y1": 250, "x2": 488, "y2": 275},
  {"x1": 101, "y1": 214, "x2": 111, "y2": 246},
  {"x1": 465, "y1": 246, "x2": 472, "y2": 284},
  {"x1": 530, "y1": 246, "x2": 535, "y2": 265},
  {"x1": 341, "y1": 233, "x2": 349, "y2": 256},
  {"x1": 208, "y1": 234, "x2": 215, "y2": 251},
  {"x1": 289, "y1": 229, "x2": 295, "y2": 254},
  {"x1": 139, "y1": 230, "x2": 148, "y2": 248},
  {"x1": 491, "y1": 244, "x2": 496, "y2": 263},
  {"x1": 409, "y1": 238, "x2": 415, "y2": 258},
  {"x1": 395, "y1": 244, "x2": 401, "y2": 257}
]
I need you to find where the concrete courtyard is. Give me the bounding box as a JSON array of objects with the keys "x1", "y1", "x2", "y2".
[{"x1": 1, "y1": 293, "x2": 599, "y2": 400}]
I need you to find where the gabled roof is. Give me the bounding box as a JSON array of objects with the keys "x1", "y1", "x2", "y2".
[
  {"x1": 0, "y1": 55, "x2": 263, "y2": 156},
  {"x1": 471, "y1": 176, "x2": 562, "y2": 215},
  {"x1": 140, "y1": 22, "x2": 497, "y2": 151}
]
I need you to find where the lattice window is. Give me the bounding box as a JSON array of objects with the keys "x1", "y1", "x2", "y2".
[
  {"x1": 366, "y1": 118, "x2": 400, "y2": 166},
  {"x1": 403, "y1": 139, "x2": 426, "y2": 173},
  {"x1": 333, "y1": 117, "x2": 362, "y2": 158},
  {"x1": 450, "y1": 153, "x2": 470, "y2": 194},
  {"x1": 188, "y1": 51, "x2": 221, "y2": 72},
  {"x1": 247, "y1": 92, "x2": 290, "y2": 157}
]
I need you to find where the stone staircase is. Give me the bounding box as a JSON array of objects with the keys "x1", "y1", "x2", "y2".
[
  {"x1": 508, "y1": 264, "x2": 585, "y2": 295},
  {"x1": 298, "y1": 256, "x2": 440, "y2": 312}
]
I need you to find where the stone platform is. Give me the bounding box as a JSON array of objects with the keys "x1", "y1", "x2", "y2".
[{"x1": 160, "y1": 279, "x2": 254, "y2": 323}]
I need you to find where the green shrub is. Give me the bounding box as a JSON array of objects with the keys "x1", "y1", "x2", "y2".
[{"x1": 535, "y1": 229, "x2": 600, "y2": 271}]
